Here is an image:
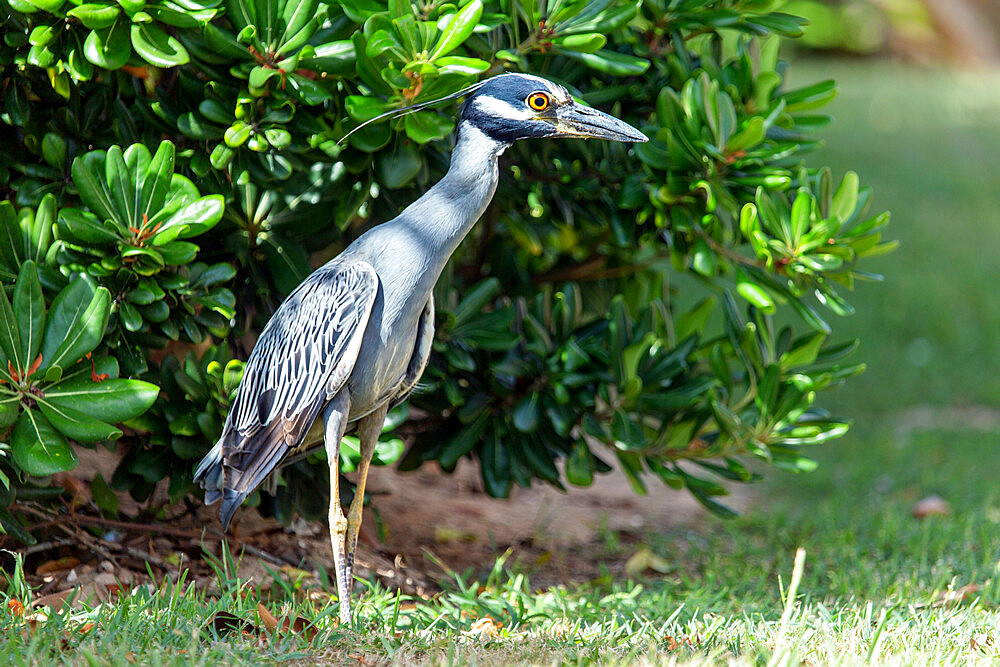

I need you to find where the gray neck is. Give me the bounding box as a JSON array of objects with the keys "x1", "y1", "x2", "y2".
[{"x1": 392, "y1": 123, "x2": 506, "y2": 266}]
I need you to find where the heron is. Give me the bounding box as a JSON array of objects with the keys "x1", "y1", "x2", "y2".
[{"x1": 195, "y1": 72, "x2": 647, "y2": 624}]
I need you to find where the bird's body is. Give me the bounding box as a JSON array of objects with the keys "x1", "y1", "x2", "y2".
[
  {"x1": 343, "y1": 124, "x2": 501, "y2": 412},
  {"x1": 195, "y1": 73, "x2": 646, "y2": 624}
]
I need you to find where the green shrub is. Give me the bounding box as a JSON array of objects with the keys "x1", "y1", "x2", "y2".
[{"x1": 0, "y1": 0, "x2": 892, "y2": 540}]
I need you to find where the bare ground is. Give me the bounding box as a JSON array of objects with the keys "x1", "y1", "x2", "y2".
[{"x1": 5, "y1": 447, "x2": 748, "y2": 603}]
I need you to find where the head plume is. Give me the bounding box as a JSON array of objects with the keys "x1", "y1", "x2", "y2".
[{"x1": 338, "y1": 80, "x2": 490, "y2": 145}]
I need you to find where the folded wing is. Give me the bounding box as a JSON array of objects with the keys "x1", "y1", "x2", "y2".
[{"x1": 194, "y1": 259, "x2": 378, "y2": 528}]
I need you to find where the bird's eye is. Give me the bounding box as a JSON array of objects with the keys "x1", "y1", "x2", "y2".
[{"x1": 527, "y1": 92, "x2": 550, "y2": 111}]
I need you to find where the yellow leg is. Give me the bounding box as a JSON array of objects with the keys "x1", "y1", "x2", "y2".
[
  {"x1": 343, "y1": 404, "x2": 388, "y2": 596},
  {"x1": 322, "y1": 393, "x2": 352, "y2": 625}
]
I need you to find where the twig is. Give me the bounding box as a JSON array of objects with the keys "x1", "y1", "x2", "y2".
[
  {"x1": 59, "y1": 515, "x2": 205, "y2": 540},
  {"x1": 20, "y1": 539, "x2": 75, "y2": 556},
  {"x1": 17, "y1": 503, "x2": 307, "y2": 574}
]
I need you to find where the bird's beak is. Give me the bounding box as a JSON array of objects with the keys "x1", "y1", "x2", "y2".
[{"x1": 552, "y1": 102, "x2": 648, "y2": 143}]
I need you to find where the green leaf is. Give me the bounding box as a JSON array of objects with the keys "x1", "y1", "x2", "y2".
[
  {"x1": 511, "y1": 393, "x2": 539, "y2": 433},
  {"x1": 0, "y1": 277, "x2": 23, "y2": 372},
  {"x1": 565, "y1": 440, "x2": 594, "y2": 486},
  {"x1": 831, "y1": 171, "x2": 859, "y2": 222},
  {"x1": 280, "y1": 0, "x2": 318, "y2": 46},
  {"x1": 23, "y1": 0, "x2": 66, "y2": 12},
  {"x1": 131, "y1": 23, "x2": 189, "y2": 67},
  {"x1": 404, "y1": 110, "x2": 454, "y2": 144},
  {"x1": 225, "y1": 122, "x2": 253, "y2": 149},
  {"x1": 286, "y1": 73, "x2": 332, "y2": 105},
  {"x1": 781, "y1": 332, "x2": 826, "y2": 368},
  {"x1": 346, "y1": 96, "x2": 390, "y2": 123},
  {"x1": 736, "y1": 268, "x2": 775, "y2": 313},
  {"x1": 58, "y1": 208, "x2": 118, "y2": 245},
  {"x1": 83, "y1": 21, "x2": 131, "y2": 70},
  {"x1": 0, "y1": 505, "x2": 37, "y2": 545},
  {"x1": 552, "y1": 33, "x2": 606, "y2": 53},
  {"x1": 118, "y1": 300, "x2": 143, "y2": 331},
  {"x1": 37, "y1": 399, "x2": 121, "y2": 442},
  {"x1": 434, "y1": 56, "x2": 489, "y2": 76},
  {"x1": 41, "y1": 279, "x2": 111, "y2": 372},
  {"x1": 12, "y1": 261, "x2": 45, "y2": 371},
  {"x1": 90, "y1": 473, "x2": 119, "y2": 517},
  {"x1": 71, "y1": 151, "x2": 122, "y2": 229},
  {"x1": 0, "y1": 396, "x2": 18, "y2": 429},
  {"x1": 479, "y1": 426, "x2": 511, "y2": 498},
  {"x1": 68, "y1": 4, "x2": 121, "y2": 29},
  {"x1": 45, "y1": 377, "x2": 159, "y2": 424},
  {"x1": 375, "y1": 143, "x2": 421, "y2": 189},
  {"x1": 151, "y1": 195, "x2": 224, "y2": 244},
  {"x1": 299, "y1": 40, "x2": 355, "y2": 74},
  {"x1": 40, "y1": 133, "x2": 67, "y2": 169},
  {"x1": 439, "y1": 411, "x2": 489, "y2": 468},
  {"x1": 560, "y1": 49, "x2": 649, "y2": 75},
  {"x1": 430, "y1": 0, "x2": 482, "y2": 60},
  {"x1": 11, "y1": 410, "x2": 78, "y2": 476},
  {"x1": 140, "y1": 141, "x2": 176, "y2": 221}
]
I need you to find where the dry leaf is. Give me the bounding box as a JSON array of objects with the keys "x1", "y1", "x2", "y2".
[
  {"x1": 913, "y1": 495, "x2": 951, "y2": 519},
  {"x1": 466, "y1": 617, "x2": 501, "y2": 638},
  {"x1": 23, "y1": 610, "x2": 48, "y2": 632},
  {"x1": 210, "y1": 611, "x2": 254, "y2": 635},
  {"x1": 290, "y1": 615, "x2": 319, "y2": 641},
  {"x1": 665, "y1": 635, "x2": 694, "y2": 651},
  {"x1": 7, "y1": 599, "x2": 24, "y2": 616},
  {"x1": 256, "y1": 603, "x2": 280, "y2": 633},
  {"x1": 125, "y1": 652, "x2": 137, "y2": 664},
  {"x1": 935, "y1": 583, "x2": 979, "y2": 606},
  {"x1": 256, "y1": 603, "x2": 318, "y2": 641},
  {"x1": 971, "y1": 633, "x2": 992, "y2": 650},
  {"x1": 32, "y1": 589, "x2": 78, "y2": 610},
  {"x1": 53, "y1": 473, "x2": 91, "y2": 507},
  {"x1": 36, "y1": 557, "x2": 81, "y2": 576},
  {"x1": 624, "y1": 547, "x2": 672, "y2": 578}
]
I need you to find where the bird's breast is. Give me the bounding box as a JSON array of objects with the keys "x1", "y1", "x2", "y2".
[{"x1": 344, "y1": 265, "x2": 428, "y2": 418}]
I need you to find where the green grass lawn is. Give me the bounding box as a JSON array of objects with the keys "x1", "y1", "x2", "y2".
[{"x1": 4, "y1": 61, "x2": 1000, "y2": 665}]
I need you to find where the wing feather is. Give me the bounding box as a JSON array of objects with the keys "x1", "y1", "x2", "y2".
[{"x1": 195, "y1": 259, "x2": 378, "y2": 525}]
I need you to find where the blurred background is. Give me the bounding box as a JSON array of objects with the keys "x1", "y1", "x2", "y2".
[
  {"x1": 776, "y1": 0, "x2": 1000, "y2": 440},
  {"x1": 725, "y1": 0, "x2": 1000, "y2": 588}
]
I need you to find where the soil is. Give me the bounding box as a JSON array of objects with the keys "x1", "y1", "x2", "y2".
[{"x1": 3, "y1": 446, "x2": 749, "y2": 606}]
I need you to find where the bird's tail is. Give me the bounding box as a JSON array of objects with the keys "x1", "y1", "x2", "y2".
[
  {"x1": 194, "y1": 441, "x2": 225, "y2": 507},
  {"x1": 194, "y1": 439, "x2": 252, "y2": 531}
]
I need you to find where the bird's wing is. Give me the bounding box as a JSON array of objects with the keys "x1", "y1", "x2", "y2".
[
  {"x1": 212, "y1": 259, "x2": 378, "y2": 516},
  {"x1": 389, "y1": 294, "x2": 434, "y2": 409}
]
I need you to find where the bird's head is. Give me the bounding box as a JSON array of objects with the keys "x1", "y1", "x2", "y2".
[
  {"x1": 337, "y1": 73, "x2": 647, "y2": 149},
  {"x1": 460, "y1": 73, "x2": 648, "y2": 145}
]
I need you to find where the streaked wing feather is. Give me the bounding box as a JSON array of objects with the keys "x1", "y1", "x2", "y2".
[{"x1": 220, "y1": 259, "x2": 378, "y2": 497}]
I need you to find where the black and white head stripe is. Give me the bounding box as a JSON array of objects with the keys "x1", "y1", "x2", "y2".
[
  {"x1": 338, "y1": 73, "x2": 574, "y2": 146},
  {"x1": 460, "y1": 73, "x2": 571, "y2": 144}
]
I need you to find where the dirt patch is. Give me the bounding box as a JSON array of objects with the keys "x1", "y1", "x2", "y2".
[
  {"x1": 5, "y1": 449, "x2": 747, "y2": 599},
  {"x1": 362, "y1": 458, "x2": 746, "y2": 587}
]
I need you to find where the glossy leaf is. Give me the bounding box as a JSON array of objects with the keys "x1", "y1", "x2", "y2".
[
  {"x1": 45, "y1": 377, "x2": 159, "y2": 424},
  {"x1": 11, "y1": 410, "x2": 78, "y2": 476},
  {"x1": 83, "y1": 22, "x2": 130, "y2": 70},
  {"x1": 131, "y1": 23, "x2": 190, "y2": 67}
]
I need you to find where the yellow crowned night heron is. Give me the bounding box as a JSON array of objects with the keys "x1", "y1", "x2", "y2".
[{"x1": 195, "y1": 73, "x2": 647, "y2": 623}]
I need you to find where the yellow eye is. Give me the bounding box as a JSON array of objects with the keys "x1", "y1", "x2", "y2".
[{"x1": 527, "y1": 92, "x2": 550, "y2": 112}]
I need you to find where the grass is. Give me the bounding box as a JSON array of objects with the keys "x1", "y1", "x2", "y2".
[{"x1": 4, "y1": 60, "x2": 1000, "y2": 664}]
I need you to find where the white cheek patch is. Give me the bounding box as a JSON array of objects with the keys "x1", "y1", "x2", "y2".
[{"x1": 474, "y1": 95, "x2": 536, "y2": 121}]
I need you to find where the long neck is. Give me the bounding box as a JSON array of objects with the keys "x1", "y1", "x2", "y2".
[{"x1": 394, "y1": 123, "x2": 506, "y2": 263}]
